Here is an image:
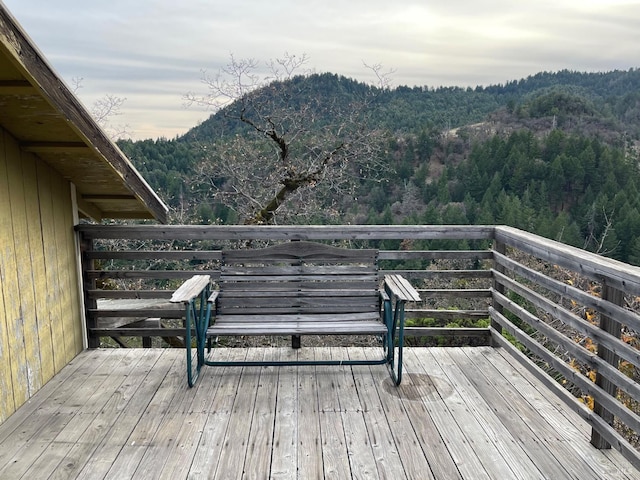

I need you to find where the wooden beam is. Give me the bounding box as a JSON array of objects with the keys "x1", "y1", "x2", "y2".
[
  {"x1": 495, "y1": 226, "x2": 640, "y2": 295},
  {"x1": 21, "y1": 141, "x2": 90, "y2": 153},
  {"x1": 75, "y1": 196, "x2": 103, "y2": 221},
  {"x1": 0, "y1": 7, "x2": 169, "y2": 223},
  {"x1": 82, "y1": 194, "x2": 138, "y2": 202},
  {"x1": 101, "y1": 211, "x2": 156, "y2": 220},
  {"x1": 0, "y1": 79, "x2": 36, "y2": 95},
  {"x1": 75, "y1": 224, "x2": 497, "y2": 241}
]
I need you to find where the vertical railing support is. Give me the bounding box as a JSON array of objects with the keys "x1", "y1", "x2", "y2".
[
  {"x1": 491, "y1": 239, "x2": 506, "y2": 345},
  {"x1": 79, "y1": 231, "x2": 99, "y2": 348},
  {"x1": 591, "y1": 281, "x2": 623, "y2": 449}
]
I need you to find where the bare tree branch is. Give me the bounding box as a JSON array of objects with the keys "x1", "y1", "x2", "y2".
[{"x1": 186, "y1": 53, "x2": 392, "y2": 224}]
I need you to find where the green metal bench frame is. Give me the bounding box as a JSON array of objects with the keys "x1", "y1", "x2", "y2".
[{"x1": 170, "y1": 242, "x2": 420, "y2": 387}]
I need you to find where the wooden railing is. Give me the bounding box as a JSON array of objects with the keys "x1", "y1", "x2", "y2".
[{"x1": 76, "y1": 224, "x2": 640, "y2": 467}]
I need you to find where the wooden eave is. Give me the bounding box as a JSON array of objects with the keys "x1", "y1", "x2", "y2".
[{"x1": 0, "y1": 5, "x2": 168, "y2": 223}]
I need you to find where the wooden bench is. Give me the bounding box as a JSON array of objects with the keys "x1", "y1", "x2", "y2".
[{"x1": 170, "y1": 241, "x2": 421, "y2": 387}]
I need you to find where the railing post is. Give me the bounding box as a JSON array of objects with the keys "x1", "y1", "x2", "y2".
[
  {"x1": 79, "y1": 231, "x2": 99, "y2": 348},
  {"x1": 491, "y1": 239, "x2": 506, "y2": 344},
  {"x1": 590, "y1": 281, "x2": 623, "y2": 449}
]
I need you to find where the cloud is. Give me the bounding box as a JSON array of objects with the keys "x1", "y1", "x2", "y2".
[{"x1": 4, "y1": 0, "x2": 640, "y2": 139}]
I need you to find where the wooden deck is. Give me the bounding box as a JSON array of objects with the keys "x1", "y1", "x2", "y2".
[{"x1": 0, "y1": 347, "x2": 637, "y2": 479}]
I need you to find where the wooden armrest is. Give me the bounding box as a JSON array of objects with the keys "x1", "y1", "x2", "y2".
[
  {"x1": 170, "y1": 275, "x2": 211, "y2": 304},
  {"x1": 379, "y1": 288, "x2": 390, "y2": 302},
  {"x1": 208, "y1": 291, "x2": 219, "y2": 304},
  {"x1": 384, "y1": 274, "x2": 421, "y2": 302}
]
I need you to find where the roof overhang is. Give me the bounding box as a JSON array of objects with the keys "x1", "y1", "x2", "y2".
[{"x1": 0, "y1": 4, "x2": 169, "y2": 223}]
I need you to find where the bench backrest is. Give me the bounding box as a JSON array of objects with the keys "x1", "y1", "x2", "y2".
[{"x1": 218, "y1": 241, "x2": 379, "y2": 316}]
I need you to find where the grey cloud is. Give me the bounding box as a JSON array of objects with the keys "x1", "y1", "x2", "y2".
[{"x1": 4, "y1": 0, "x2": 640, "y2": 139}]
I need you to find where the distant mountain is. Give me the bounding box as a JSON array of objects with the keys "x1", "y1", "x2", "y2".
[
  {"x1": 118, "y1": 68, "x2": 640, "y2": 263},
  {"x1": 179, "y1": 68, "x2": 640, "y2": 141}
]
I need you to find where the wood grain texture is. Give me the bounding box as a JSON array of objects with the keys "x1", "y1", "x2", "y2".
[
  {"x1": 0, "y1": 129, "x2": 18, "y2": 421},
  {"x1": 21, "y1": 150, "x2": 49, "y2": 388},
  {"x1": 1, "y1": 130, "x2": 30, "y2": 410},
  {"x1": 0, "y1": 348, "x2": 636, "y2": 479},
  {"x1": 76, "y1": 224, "x2": 496, "y2": 241},
  {"x1": 169, "y1": 275, "x2": 211, "y2": 304},
  {"x1": 36, "y1": 160, "x2": 67, "y2": 374}
]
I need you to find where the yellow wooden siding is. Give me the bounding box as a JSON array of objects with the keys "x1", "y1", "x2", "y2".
[
  {"x1": 0, "y1": 128, "x2": 83, "y2": 424},
  {"x1": 5, "y1": 134, "x2": 42, "y2": 397},
  {"x1": 0, "y1": 129, "x2": 19, "y2": 421},
  {"x1": 22, "y1": 154, "x2": 54, "y2": 384},
  {"x1": 35, "y1": 160, "x2": 66, "y2": 374}
]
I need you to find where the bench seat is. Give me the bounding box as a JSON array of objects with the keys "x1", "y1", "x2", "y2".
[
  {"x1": 208, "y1": 314, "x2": 388, "y2": 336},
  {"x1": 171, "y1": 241, "x2": 420, "y2": 387}
]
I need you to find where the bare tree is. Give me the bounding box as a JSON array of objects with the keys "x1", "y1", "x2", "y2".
[
  {"x1": 184, "y1": 54, "x2": 391, "y2": 224},
  {"x1": 583, "y1": 204, "x2": 620, "y2": 256},
  {"x1": 72, "y1": 77, "x2": 131, "y2": 139}
]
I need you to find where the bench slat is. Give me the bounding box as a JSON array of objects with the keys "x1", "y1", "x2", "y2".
[
  {"x1": 215, "y1": 312, "x2": 380, "y2": 323},
  {"x1": 220, "y1": 289, "x2": 377, "y2": 298},
  {"x1": 220, "y1": 296, "x2": 378, "y2": 305},
  {"x1": 221, "y1": 274, "x2": 378, "y2": 282},
  {"x1": 218, "y1": 306, "x2": 379, "y2": 315},
  {"x1": 222, "y1": 265, "x2": 377, "y2": 275},
  {"x1": 220, "y1": 281, "x2": 378, "y2": 292},
  {"x1": 223, "y1": 241, "x2": 378, "y2": 263},
  {"x1": 208, "y1": 319, "x2": 386, "y2": 336},
  {"x1": 219, "y1": 295, "x2": 378, "y2": 308}
]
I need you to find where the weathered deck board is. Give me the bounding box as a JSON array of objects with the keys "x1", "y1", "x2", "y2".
[
  {"x1": 0, "y1": 347, "x2": 638, "y2": 480},
  {"x1": 463, "y1": 347, "x2": 608, "y2": 479},
  {"x1": 270, "y1": 350, "x2": 297, "y2": 479}
]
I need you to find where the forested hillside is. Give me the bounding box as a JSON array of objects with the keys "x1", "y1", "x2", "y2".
[{"x1": 118, "y1": 68, "x2": 640, "y2": 263}]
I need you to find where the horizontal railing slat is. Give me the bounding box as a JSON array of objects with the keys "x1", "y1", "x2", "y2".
[
  {"x1": 85, "y1": 250, "x2": 222, "y2": 260},
  {"x1": 85, "y1": 270, "x2": 218, "y2": 280},
  {"x1": 494, "y1": 251, "x2": 640, "y2": 332},
  {"x1": 492, "y1": 290, "x2": 640, "y2": 403},
  {"x1": 88, "y1": 290, "x2": 174, "y2": 299},
  {"x1": 77, "y1": 224, "x2": 496, "y2": 240},
  {"x1": 495, "y1": 226, "x2": 640, "y2": 295},
  {"x1": 493, "y1": 270, "x2": 640, "y2": 369},
  {"x1": 490, "y1": 308, "x2": 640, "y2": 439}
]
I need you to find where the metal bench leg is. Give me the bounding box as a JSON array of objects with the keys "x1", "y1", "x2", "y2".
[
  {"x1": 383, "y1": 296, "x2": 393, "y2": 363},
  {"x1": 185, "y1": 302, "x2": 200, "y2": 388},
  {"x1": 185, "y1": 284, "x2": 213, "y2": 388},
  {"x1": 388, "y1": 299, "x2": 406, "y2": 386}
]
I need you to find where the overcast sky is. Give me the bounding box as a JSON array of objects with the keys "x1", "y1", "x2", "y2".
[{"x1": 3, "y1": 0, "x2": 640, "y2": 140}]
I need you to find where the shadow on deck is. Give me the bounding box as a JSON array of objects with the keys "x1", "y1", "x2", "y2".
[{"x1": 0, "y1": 347, "x2": 637, "y2": 479}]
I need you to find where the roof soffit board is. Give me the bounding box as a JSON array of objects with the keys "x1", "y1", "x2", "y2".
[{"x1": 0, "y1": 5, "x2": 168, "y2": 223}]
